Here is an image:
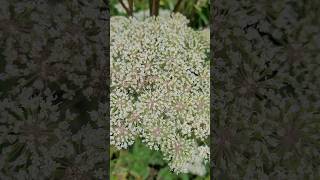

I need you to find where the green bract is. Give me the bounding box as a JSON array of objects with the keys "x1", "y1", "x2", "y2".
[{"x1": 110, "y1": 14, "x2": 209, "y2": 175}]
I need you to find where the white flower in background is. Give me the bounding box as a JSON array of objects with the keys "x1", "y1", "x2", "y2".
[
  {"x1": 183, "y1": 145, "x2": 210, "y2": 176},
  {"x1": 110, "y1": 13, "x2": 210, "y2": 175}
]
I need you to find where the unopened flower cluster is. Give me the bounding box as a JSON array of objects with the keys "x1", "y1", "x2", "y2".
[{"x1": 110, "y1": 14, "x2": 209, "y2": 175}]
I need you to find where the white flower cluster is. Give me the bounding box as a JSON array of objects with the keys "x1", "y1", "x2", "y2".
[{"x1": 110, "y1": 14, "x2": 210, "y2": 175}]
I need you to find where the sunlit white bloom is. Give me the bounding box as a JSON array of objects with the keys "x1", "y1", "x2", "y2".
[{"x1": 110, "y1": 13, "x2": 210, "y2": 175}]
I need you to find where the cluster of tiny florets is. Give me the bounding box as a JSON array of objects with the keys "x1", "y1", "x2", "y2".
[{"x1": 110, "y1": 14, "x2": 209, "y2": 175}]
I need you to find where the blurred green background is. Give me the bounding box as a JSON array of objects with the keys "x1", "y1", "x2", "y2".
[
  {"x1": 110, "y1": 0, "x2": 209, "y2": 29},
  {"x1": 110, "y1": 0, "x2": 210, "y2": 179}
]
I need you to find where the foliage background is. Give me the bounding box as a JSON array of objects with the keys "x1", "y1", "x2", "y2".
[
  {"x1": 0, "y1": 0, "x2": 108, "y2": 179},
  {"x1": 110, "y1": 0, "x2": 209, "y2": 29},
  {"x1": 110, "y1": 0, "x2": 210, "y2": 179},
  {"x1": 211, "y1": 0, "x2": 320, "y2": 179}
]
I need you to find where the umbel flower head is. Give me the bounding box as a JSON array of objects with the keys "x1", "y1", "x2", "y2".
[{"x1": 110, "y1": 13, "x2": 210, "y2": 175}]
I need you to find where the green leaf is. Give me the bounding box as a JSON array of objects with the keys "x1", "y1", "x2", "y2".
[
  {"x1": 130, "y1": 162, "x2": 150, "y2": 179},
  {"x1": 157, "y1": 167, "x2": 177, "y2": 180}
]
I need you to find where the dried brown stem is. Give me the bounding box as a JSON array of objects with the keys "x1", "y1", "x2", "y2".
[
  {"x1": 154, "y1": 0, "x2": 160, "y2": 16},
  {"x1": 150, "y1": 0, "x2": 160, "y2": 16},
  {"x1": 149, "y1": 0, "x2": 152, "y2": 16},
  {"x1": 173, "y1": 0, "x2": 183, "y2": 12},
  {"x1": 128, "y1": 0, "x2": 134, "y2": 16},
  {"x1": 119, "y1": 0, "x2": 131, "y2": 16}
]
